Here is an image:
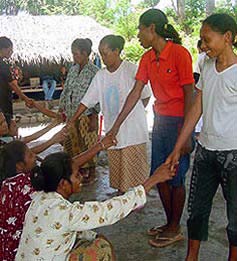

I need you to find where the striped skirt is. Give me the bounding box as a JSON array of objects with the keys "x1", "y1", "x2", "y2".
[{"x1": 107, "y1": 143, "x2": 149, "y2": 192}]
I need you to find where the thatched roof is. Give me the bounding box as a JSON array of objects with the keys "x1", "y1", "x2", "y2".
[{"x1": 0, "y1": 15, "x2": 111, "y2": 64}]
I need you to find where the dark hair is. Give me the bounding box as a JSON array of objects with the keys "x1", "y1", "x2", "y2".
[
  {"x1": 203, "y1": 13, "x2": 237, "y2": 47},
  {"x1": 197, "y1": 39, "x2": 202, "y2": 48},
  {"x1": 139, "y1": 9, "x2": 182, "y2": 44},
  {"x1": 31, "y1": 152, "x2": 72, "y2": 192},
  {"x1": 71, "y1": 38, "x2": 93, "y2": 56},
  {"x1": 0, "y1": 140, "x2": 27, "y2": 184},
  {"x1": 0, "y1": 36, "x2": 13, "y2": 50},
  {"x1": 99, "y1": 35, "x2": 125, "y2": 53}
]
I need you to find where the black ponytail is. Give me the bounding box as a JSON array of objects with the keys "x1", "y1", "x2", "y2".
[
  {"x1": 31, "y1": 152, "x2": 72, "y2": 192},
  {"x1": 139, "y1": 9, "x2": 182, "y2": 44}
]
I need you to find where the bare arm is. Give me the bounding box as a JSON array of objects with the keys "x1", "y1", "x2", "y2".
[
  {"x1": 33, "y1": 101, "x2": 59, "y2": 119},
  {"x1": 69, "y1": 103, "x2": 88, "y2": 123},
  {"x1": 72, "y1": 135, "x2": 116, "y2": 171},
  {"x1": 165, "y1": 90, "x2": 202, "y2": 167},
  {"x1": 21, "y1": 121, "x2": 58, "y2": 144},
  {"x1": 30, "y1": 128, "x2": 65, "y2": 154},
  {"x1": 108, "y1": 80, "x2": 145, "y2": 136},
  {"x1": 9, "y1": 80, "x2": 33, "y2": 106}
]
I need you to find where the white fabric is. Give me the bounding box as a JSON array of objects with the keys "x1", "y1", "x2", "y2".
[
  {"x1": 194, "y1": 52, "x2": 206, "y2": 74},
  {"x1": 194, "y1": 53, "x2": 207, "y2": 133},
  {"x1": 81, "y1": 60, "x2": 151, "y2": 149},
  {"x1": 15, "y1": 185, "x2": 146, "y2": 261},
  {"x1": 197, "y1": 58, "x2": 237, "y2": 150}
]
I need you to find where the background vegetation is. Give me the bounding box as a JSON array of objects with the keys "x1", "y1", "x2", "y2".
[{"x1": 0, "y1": 0, "x2": 237, "y2": 63}]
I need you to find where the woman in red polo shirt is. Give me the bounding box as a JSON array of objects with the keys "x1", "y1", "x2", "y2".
[{"x1": 108, "y1": 8, "x2": 194, "y2": 247}]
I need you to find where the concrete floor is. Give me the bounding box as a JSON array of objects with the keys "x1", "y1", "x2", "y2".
[{"x1": 70, "y1": 149, "x2": 229, "y2": 261}]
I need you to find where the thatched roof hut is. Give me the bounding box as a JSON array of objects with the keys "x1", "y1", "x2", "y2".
[{"x1": 0, "y1": 14, "x2": 111, "y2": 64}]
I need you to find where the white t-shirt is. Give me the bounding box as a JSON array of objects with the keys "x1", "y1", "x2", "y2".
[
  {"x1": 82, "y1": 60, "x2": 151, "y2": 149},
  {"x1": 197, "y1": 58, "x2": 237, "y2": 150}
]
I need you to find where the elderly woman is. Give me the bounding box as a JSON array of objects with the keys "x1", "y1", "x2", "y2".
[{"x1": 59, "y1": 38, "x2": 99, "y2": 185}]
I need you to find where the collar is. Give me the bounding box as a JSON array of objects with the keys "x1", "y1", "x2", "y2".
[{"x1": 150, "y1": 40, "x2": 173, "y2": 62}]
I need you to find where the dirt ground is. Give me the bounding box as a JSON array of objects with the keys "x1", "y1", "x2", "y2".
[{"x1": 68, "y1": 146, "x2": 229, "y2": 261}]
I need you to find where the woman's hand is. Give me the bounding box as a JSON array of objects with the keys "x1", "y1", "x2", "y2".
[
  {"x1": 99, "y1": 134, "x2": 117, "y2": 150},
  {"x1": 143, "y1": 163, "x2": 176, "y2": 193},
  {"x1": 165, "y1": 149, "x2": 181, "y2": 171}
]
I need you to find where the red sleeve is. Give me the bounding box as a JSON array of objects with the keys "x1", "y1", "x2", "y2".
[
  {"x1": 176, "y1": 46, "x2": 194, "y2": 86},
  {"x1": 135, "y1": 53, "x2": 149, "y2": 84}
]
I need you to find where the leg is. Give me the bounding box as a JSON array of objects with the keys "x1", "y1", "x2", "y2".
[
  {"x1": 42, "y1": 80, "x2": 49, "y2": 100},
  {"x1": 218, "y1": 150, "x2": 237, "y2": 260},
  {"x1": 186, "y1": 145, "x2": 220, "y2": 260},
  {"x1": 47, "y1": 79, "x2": 56, "y2": 100},
  {"x1": 186, "y1": 239, "x2": 201, "y2": 261}
]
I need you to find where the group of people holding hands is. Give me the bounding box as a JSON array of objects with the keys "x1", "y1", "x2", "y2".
[{"x1": 0, "y1": 7, "x2": 237, "y2": 261}]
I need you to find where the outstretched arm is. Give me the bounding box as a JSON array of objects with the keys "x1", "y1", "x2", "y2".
[
  {"x1": 33, "y1": 101, "x2": 61, "y2": 119},
  {"x1": 9, "y1": 80, "x2": 34, "y2": 107},
  {"x1": 68, "y1": 103, "x2": 88, "y2": 124},
  {"x1": 21, "y1": 121, "x2": 59, "y2": 144},
  {"x1": 165, "y1": 90, "x2": 202, "y2": 168},
  {"x1": 72, "y1": 135, "x2": 117, "y2": 171},
  {"x1": 30, "y1": 127, "x2": 66, "y2": 154}
]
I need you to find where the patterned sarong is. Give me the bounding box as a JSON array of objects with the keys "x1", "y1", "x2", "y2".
[
  {"x1": 107, "y1": 143, "x2": 149, "y2": 192},
  {"x1": 68, "y1": 238, "x2": 114, "y2": 261},
  {"x1": 64, "y1": 115, "x2": 98, "y2": 169}
]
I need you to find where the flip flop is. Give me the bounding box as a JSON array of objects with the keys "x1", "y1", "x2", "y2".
[
  {"x1": 149, "y1": 232, "x2": 185, "y2": 248},
  {"x1": 147, "y1": 225, "x2": 168, "y2": 236}
]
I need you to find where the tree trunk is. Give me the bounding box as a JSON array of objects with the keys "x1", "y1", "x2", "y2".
[
  {"x1": 206, "y1": 0, "x2": 215, "y2": 15},
  {"x1": 177, "y1": 0, "x2": 185, "y2": 21}
]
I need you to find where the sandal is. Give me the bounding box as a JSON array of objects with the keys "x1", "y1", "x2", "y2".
[
  {"x1": 147, "y1": 225, "x2": 168, "y2": 236},
  {"x1": 149, "y1": 231, "x2": 185, "y2": 248}
]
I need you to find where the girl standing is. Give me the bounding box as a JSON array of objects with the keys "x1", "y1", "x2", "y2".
[
  {"x1": 69, "y1": 35, "x2": 151, "y2": 194},
  {"x1": 166, "y1": 13, "x2": 237, "y2": 260},
  {"x1": 107, "y1": 9, "x2": 194, "y2": 247}
]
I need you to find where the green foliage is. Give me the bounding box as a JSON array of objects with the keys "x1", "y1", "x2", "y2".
[{"x1": 123, "y1": 39, "x2": 145, "y2": 63}]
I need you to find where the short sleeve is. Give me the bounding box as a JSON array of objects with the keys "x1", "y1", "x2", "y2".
[
  {"x1": 81, "y1": 73, "x2": 100, "y2": 109},
  {"x1": 196, "y1": 72, "x2": 203, "y2": 90},
  {"x1": 135, "y1": 54, "x2": 149, "y2": 84},
  {"x1": 141, "y1": 83, "x2": 152, "y2": 100},
  {"x1": 176, "y1": 47, "x2": 194, "y2": 86}
]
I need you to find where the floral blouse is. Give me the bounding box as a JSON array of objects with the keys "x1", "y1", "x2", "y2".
[
  {"x1": 15, "y1": 185, "x2": 146, "y2": 261},
  {"x1": 59, "y1": 62, "x2": 99, "y2": 119},
  {"x1": 0, "y1": 173, "x2": 34, "y2": 261}
]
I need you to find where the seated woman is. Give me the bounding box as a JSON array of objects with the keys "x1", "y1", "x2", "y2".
[
  {"x1": 16, "y1": 148, "x2": 174, "y2": 260},
  {"x1": 0, "y1": 128, "x2": 65, "y2": 261}
]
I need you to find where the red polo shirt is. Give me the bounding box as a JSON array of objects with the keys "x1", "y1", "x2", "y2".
[{"x1": 136, "y1": 41, "x2": 194, "y2": 117}]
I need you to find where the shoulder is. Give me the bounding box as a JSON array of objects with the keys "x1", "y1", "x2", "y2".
[{"x1": 141, "y1": 49, "x2": 154, "y2": 61}]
